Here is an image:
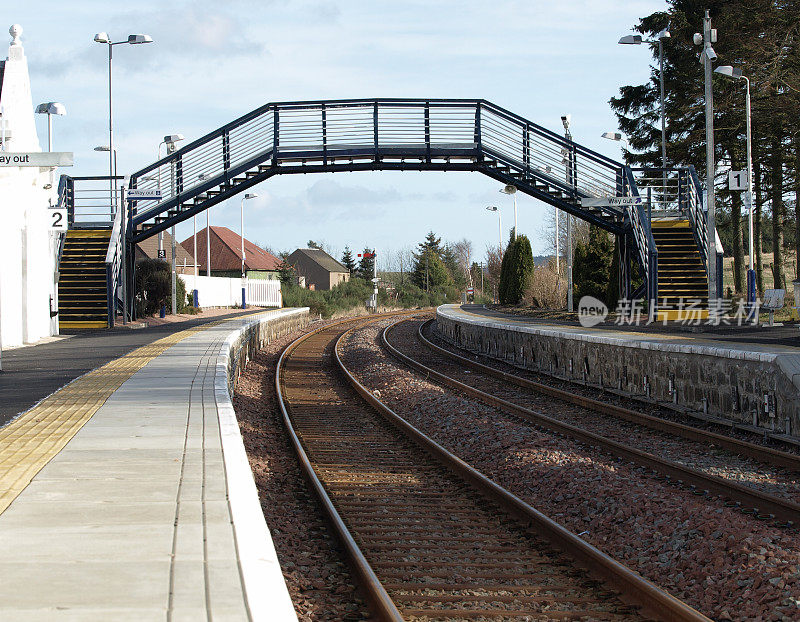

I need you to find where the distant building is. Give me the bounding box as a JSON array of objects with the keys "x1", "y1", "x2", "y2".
[
  {"x1": 135, "y1": 230, "x2": 197, "y2": 274},
  {"x1": 181, "y1": 226, "x2": 281, "y2": 279},
  {"x1": 287, "y1": 248, "x2": 350, "y2": 291}
]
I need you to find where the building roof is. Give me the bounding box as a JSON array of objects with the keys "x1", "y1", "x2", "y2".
[
  {"x1": 137, "y1": 230, "x2": 196, "y2": 266},
  {"x1": 181, "y1": 226, "x2": 281, "y2": 272},
  {"x1": 289, "y1": 248, "x2": 349, "y2": 274}
]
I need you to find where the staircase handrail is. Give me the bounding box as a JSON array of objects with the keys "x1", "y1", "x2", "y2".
[
  {"x1": 104, "y1": 204, "x2": 123, "y2": 327},
  {"x1": 685, "y1": 165, "x2": 708, "y2": 271},
  {"x1": 623, "y1": 166, "x2": 658, "y2": 303}
]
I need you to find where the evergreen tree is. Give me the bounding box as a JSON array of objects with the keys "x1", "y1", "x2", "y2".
[
  {"x1": 498, "y1": 234, "x2": 535, "y2": 305},
  {"x1": 307, "y1": 240, "x2": 323, "y2": 250},
  {"x1": 573, "y1": 226, "x2": 614, "y2": 307},
  {"x1": 277, "y1": 252, "x2": 296, "y2": 287},
  {"x1": 412, "y1": 248, "x2": 451, "y2": 291},
  {"x1": 441, "y1": 244, "x2": 464, "y2": 288},
  {"x1": 417, "y1": 231, "x2": 443, "y2": 257},
  {"x1": 341, "y1": 246, "x2": 356, "y2": 273},
  {"x1": 356, "y1": 248, "x2": 376, "y2": 281}
]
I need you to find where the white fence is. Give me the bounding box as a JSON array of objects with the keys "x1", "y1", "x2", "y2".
[{"x1": 179, "y1": 275, "x2": 282, "y2": 308}]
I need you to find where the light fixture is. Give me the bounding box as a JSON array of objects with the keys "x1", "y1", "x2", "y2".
[
  {"x1": 244, "y1": 193, "x2": 259, "y2": 200},
  {"x1": 94, "y1": 145, "x2": 110, "y2": 152},
  {"x1": 601, "y1": 132, "x2": 623, "y2": 141},
  {"x1": 500, "y1": 185, "x2": 517, "y2": 195},
  {"x1": 163, "y1": 133, "x2": 184, "y2": 145},
  {"x1": 618, "y1": 34, "x2": 643, "y2": 45},
  {"x1": 93, "y1": 32, "x2": 110, "y2": 43},
  {"x1": 128, "y1": 34, "x2": 153, "y2": 44},
  {"x1": 714, "y1": 65, "x2": 741, "y2": 78},
  {"x1": 35, "y1": 102, "x2": 66, "y2": 116}
]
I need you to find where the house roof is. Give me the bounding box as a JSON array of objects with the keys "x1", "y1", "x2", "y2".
[
  {"x1": 289, "y1": 248, "x2": 349, "y2": 274},
  {"x1": 136, "y1": 230, "x2": 196, "y2": 266},
  {"x1": 181, "y1": 226, "x2": 281, "y2": 272}
]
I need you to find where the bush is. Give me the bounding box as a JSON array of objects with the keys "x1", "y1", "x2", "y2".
[
  {"x1": 281, "y1": 276, "x2": 462, "y2": 319},
  {"x1": 135, "y1": 259, "x2": 190, "y2": 316},
  {"x1": 573, "y1": 226, "x2": 615, "y2": 307},
  {"x1": 498, "y1": 234, "x2": 535, "y2": 305}
]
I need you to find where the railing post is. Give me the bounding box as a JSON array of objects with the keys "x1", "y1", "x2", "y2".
[
  {"x1": 322, "y1": 103, "x2": 327, "y2": 166},
  {"x1": 222, "y1": 130, "x2": 231, "y2": 172},
  {"x1": 424, "y1": 102, "x2": 431, "y2": 164},
  {"x1": 176, "y1": 155, "x2": 183, "y2": 194},
  {"x1": 272, "y1": 105, "x2": 279, "y2": 169},
  {"x1": 66, "y1": 176, "x2": 75, "y2": 227},
  {"x1": 474, "y1": 102, "x2": 482, "y2": 161},
  {"x1": 373, "y1": 101, "x2": 379, "y2": 160},
  {"x1": 523, "y1": 126, "x2": 530, "y2": 173}
]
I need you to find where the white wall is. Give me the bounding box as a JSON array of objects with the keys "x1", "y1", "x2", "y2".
[
  {"x1": 180, "y1": 274, "x2": 281, "y2": 309},
  {"x1": 0, "y1": 25, "x2": 59, "y2": 348}
]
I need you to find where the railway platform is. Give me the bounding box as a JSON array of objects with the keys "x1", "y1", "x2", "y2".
[
  {"x1": 437, "y1": 304, "x2": 800, "y2": 445},
  {"x1": 0, "y1": 309, "x2": 308, "y2": 621}
]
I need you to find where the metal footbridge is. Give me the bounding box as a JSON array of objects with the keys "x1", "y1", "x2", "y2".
[{"x1": 58, "y1": 98, "x2": 716, "y2": 324}]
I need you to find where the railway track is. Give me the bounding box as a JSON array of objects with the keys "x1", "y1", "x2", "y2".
[
  {"x1": 379, "y1": 317, "x2": 800, "y2": 528},
  {"x1": 276, "y1": 315, "x2": 709, "y2": 621}
]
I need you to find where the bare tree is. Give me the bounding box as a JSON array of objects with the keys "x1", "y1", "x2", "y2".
[{"x1": 450, "y1": 238, "x2": 474, "y2": 287}]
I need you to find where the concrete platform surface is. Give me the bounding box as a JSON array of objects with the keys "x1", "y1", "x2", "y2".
[{"x1": 0, "y1": 310, "x2": 302, "y2": 621}]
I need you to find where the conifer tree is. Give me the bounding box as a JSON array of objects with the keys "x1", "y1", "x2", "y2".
[{"x1": 341, "y1": 246, "x2": 356, "y2": 273}]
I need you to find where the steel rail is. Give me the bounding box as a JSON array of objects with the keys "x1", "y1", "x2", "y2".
[
  {"x1": 330, "y1": 319, "x2": 710, "y2": 621},
  {"x1": 275, "y1": 313, "x2": 411, "y2": 622},
  {"x1": 380, "y1": 319, "x2": 800, "y2": 527},
  {"x1": 416, "y1": 319, "x2": 800, "y2": 472}
]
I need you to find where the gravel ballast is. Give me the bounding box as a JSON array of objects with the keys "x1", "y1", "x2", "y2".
[{"x1": 340, "y1": 317, "x2": 800, "y2": 621}]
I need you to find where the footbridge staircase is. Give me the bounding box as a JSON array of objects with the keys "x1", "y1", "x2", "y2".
[{"x1": 58, "y1": 98, "x2": 717, "y2": 322}]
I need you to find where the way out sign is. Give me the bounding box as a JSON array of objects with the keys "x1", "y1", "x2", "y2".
[
  {"x1": 127, "y1": 188, "x2": 163, "y2": 200},
  {"x1": 581, "y1": 196, "x2": 643, "y2": 208},
  {"x1": 0, "y1": 152, "x2": 73, "y2": 167}
]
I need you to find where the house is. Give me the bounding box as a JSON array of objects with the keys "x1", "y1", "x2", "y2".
[
  {"x1": 287, "y1": 248, "x2": 350, "y2": 291},
  {"x1": 135, "y1": 230, "x2": 198, "y2": 274},
  {"x1": 181, "y1": 226, "x2": 281, "y2": 279}
]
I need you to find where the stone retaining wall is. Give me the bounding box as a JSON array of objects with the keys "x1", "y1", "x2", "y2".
[{"x1": 436, "y1": 306, "x2": 800, "y2": 439}]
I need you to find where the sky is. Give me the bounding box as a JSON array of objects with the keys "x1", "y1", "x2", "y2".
[{"x1": 10, "y1": 0, "x2": 667, "y2": 266}]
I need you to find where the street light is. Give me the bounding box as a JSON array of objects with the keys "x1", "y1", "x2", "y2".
[
  {"x1": 241, "y1": 192, "x2": 258, "y2": 308},
  {"x1": 93, "y1": 31, "x2": 153, "y2": 220},
  {"x1": 159, "y1": 134, "x2": 184, "y2": 315},
  {"x1": 618, "y1": 27, "x2": 670, "y2": 172},
  {"x1": 715, "y1": 64, "x2": 755, "y2": 303},
  {"x1": 35, "y1": 102, "x2": 66, "y2": 152},
  {"x1": 485, "y1": 205, "x2": 502, "y2": 250},
  {"x1": 499, "y1": 185, "x2": 517, "y2": 240}
]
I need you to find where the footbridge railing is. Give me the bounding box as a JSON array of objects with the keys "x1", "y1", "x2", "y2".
[{"x1": 127, "y1": 99, "x2": 629, "y2": 237}]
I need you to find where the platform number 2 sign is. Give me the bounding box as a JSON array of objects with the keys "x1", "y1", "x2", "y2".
[
  {"x1": 48, "y1": 208, "x2": 68, "y2": 231},
  {"x1": 728, "y1": 170, "x2": 747, "y2": 191}
]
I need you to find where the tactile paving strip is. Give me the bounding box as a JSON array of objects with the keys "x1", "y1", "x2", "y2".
[{"x1": 0, "y1": 321, "x2": 228, "y2": 515}]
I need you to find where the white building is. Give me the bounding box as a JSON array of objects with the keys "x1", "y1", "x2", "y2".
[{"x1": 0, "y1": 24, "x2": 61, "y2": 348}]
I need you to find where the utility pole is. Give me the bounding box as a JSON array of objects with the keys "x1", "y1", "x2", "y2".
[
  {"x1": 698, "y1": 10, "x2": 718, "y2": 301},
  {"x1": 562, "y1": 114, "x2": 574, "y2": 312}
]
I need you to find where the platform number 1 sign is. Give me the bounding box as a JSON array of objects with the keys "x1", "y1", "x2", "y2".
[
  {"x1": 48, "y1": 207, "x2": 68, "y2": 231},
  {"x1": 728, "y1": 170, "x2": 747, "y2": 191}
]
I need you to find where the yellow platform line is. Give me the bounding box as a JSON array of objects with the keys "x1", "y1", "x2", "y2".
[{"x1": 0, "y1": 319, "x2": 233, "y2": 515}]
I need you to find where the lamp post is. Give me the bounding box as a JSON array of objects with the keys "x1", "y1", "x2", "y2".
[
  {"x1": 694, "y1": 11, "x2": 719, "y2": 301},
  {"x1": 241, "y1": 193, "x2": 258, "y2": 308},
  {"x1": 485, "y1": 206, "x2": 502, "y2": 250},
  {"x1": 619, "y1": 27, "x2": 670, "y2": 172},
  {"x1": 158, "y1": 134, "x2": 184, "y2": 315},
  {"x1": 35, "y1": 102, "x2": 66, "y2": 152},
  {"x1": 499, "y1": 185, "x2": 517, "y2": 240},
  {"x1": 93, "y1": 32, "x2": 153, "y2": 221},
  {"x1": 715, "y1": 65, "x2": 755, "y2": 304}
]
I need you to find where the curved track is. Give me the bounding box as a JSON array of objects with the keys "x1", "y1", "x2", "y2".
[
  {"x1": 276, "y1": 315, "x2": 709, "y2": 621},
  {"x1": 379, "y1": 318, "x2": 800, "y2": 528}
]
